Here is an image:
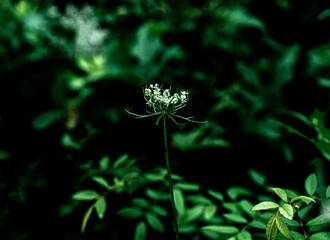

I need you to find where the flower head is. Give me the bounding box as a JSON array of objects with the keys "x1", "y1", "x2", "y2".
[{"x1": 126, "y1": 83, "x2": 206, "y2": 125}]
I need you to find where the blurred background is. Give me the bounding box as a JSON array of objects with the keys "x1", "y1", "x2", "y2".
[{"x1": 0, "y1": 0, "x2": 329, "y2": 239}]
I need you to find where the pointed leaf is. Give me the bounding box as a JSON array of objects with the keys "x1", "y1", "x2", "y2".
[
  {"x1": 251, "y1": 201, "x2": 280, "y2": 211},
  {"x1": 135, "y1": 221, "x2": 146, "y2": 240},
  {"x1": 223, "y1": 213, "x2": 248, "y2": 223},
  {"x1": 306, "y1": 215, "x2": 328, "y2": 226},
  {"x1": 95, "y1": 197, "x2": 106, "y2": 219},
  {"x1": 290, "y1": 195, "x2": 316, "y2": 205},
  {"x1": 117, "y1": 207, "x2": 143, "y2": 218},
  {"x1": 305, "y1": 173, "x2": 318, "y2": 196},
  {"x1": 146, "y1": 213, "x2": 164, "y2": 232},
  {"x1": 202, "y1": 225, "x2": 239, "y2": 234},
  {"x1": 81, "y1": 205, "x2": 94, "y2": 233},
  {"x1": 92, "y1": 176, "x2": 110, "y2": 189},
  {"x1": 266, "y1": 215, "x2": 278, "y2": 240},
  {"x1": 279, "y1": 204, "x2": 294, "y2": 220},
  {"x1": 175, "y1": 182, "x2": 200, "y2": 191},
  {"x1": 207, "y1": 189, "x2": 224, "y2": 201},
  {"x1": 271, "y1": 187, "x2": 288, "y2": 202},
  {"x1": 276, "y1": 215, "x2": 293, "y2": 240},
  {"x1": 174, "y1": 188, "x2": 185, "y2": 216},
  {"x1": 248, "y1": 169, "x2": 266, "y2": 186},
  {"x1": 310, "y1": 232, "x2": 330, "y2": 240},
  {"x1": 72, "y1": 190, "x2": 99, "y2": 201}
]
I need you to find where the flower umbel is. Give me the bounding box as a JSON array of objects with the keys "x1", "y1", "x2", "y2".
[{"x1": 126, "y1": 84, "x2": 206, "y2": 125}]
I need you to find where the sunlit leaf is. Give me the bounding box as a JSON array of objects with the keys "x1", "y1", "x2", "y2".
[
  {"x1": 251, "y1": 201, "x2": 280, "y2": 211},
  {"x1": 290, "y1": 195, "x2": 316, "y2": 205},
  {"x1": 279, "y1": 204, "x2": 294, "y2": 220},
  {"x1": 275, "y1": 215, "x2": 293, "y2": 240},
  {"x1": 270, "y1": 187, "x2": 288, "y2": 202},
  {"x1": 266, "y1": 215, "x2": 278, "y2": 240}
]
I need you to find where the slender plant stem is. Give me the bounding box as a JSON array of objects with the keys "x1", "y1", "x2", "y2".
[{"x1": 163, "y1": 116, "x2": 180, "y2": 240}]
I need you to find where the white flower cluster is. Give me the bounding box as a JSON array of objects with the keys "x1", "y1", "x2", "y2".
[{"x1": 144, "y1": 84, "x2": 189, "y2": 111}]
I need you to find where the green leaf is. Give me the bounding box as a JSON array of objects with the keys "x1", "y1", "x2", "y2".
[
  {"x1": 113, "y1": 153, "x2": 129, "y2": 168},
  {"x1": 117, "y1": 207, "x2": 143, "y2": 218},
  {"x1": 237, "y1": 231, "x2": 252, "y2": 240},
  {"x1": 146, "y1": 188, "x2": 169, "y2": 200},
  {"x1": 92, "y1": 176, "x2": 110, "y2": 189},
  {"x1": 251, "y1": 201, "x2": 280, "y2": 211},
  {"x1": 290, "y1": 195, "x2": 316, "y2": 205},
  {"x1": 95, "y1": 197, "x2": 106, "y2": 219},
  {"x1": 202, "y1": 225, "x2": 239, "y2": 234},
  {"x1": 249, "y1": 220, "x2": 266, "y2": 229},
  {"x1": 146, "y1": 213, "x2": 164, "y2": 232},
  {"x1": 133, "y1": 198, "x2": 149, "y2": 208},
  {"x1": 306, "y1": 215, "x2": 328, "y2": 226},
  {"x1": 223, "y1": 213, "x2": 248, "y2": 223},
  {"x1": 32, "y1": 110, "x2": 62, "y2": 129},
  {"x1": 310, "y1": 232, "x2": 330, "y2": 240},
  {"x1": 175, "y1": 182, "x2": 200, "y2": 191},
  {"x1": 151, "y1": 205, "x2": 167, "y2": 217},
  {"x1": 174, "y1": 188, "x2": 185, "y2": 216},
  {"x1": 266, "y1": 215, "x2": 278, "y2": 240},
  {"x1": 204, "y1": 205, "x2": 217, "y2": 220},
  {"x1": 270, "y1": 187, "x2": 288, "y2": 202},
  {"x1": 248, "y1": 169, "x2": 266, "y2": 186},
  {"x1": 290, "y1": 231, "x2": 306, "y2": 240},
  {"x1": 207, "y1": 189, "x2": 224, "y2": 201},
  {"x1": 275, "y1": 215, "x2": 293, "y2": 240},
  {"x1": 99, "y1": 156, "x2": 110, "y2": 170},
  {"x1": 72, "y1": 190, "x2": 99, "y2": 201},
  {"x1": 185, "y1": 206, "x2": 204, "y2": 222},
  {"x1": 326, "y1": 185, "x2": 330, "y2": 198},
  {"x1": 135, "y1": 221, "x2": 146, "y2": 240},
  {"x1": 81, "y1": 205, "x2": 94, "y2": 233},
  {"x1": 227, "y1": 186, "x2": 251, "y2": 200},
  {"x1": 305, "y1": 173, "x2": 318, "y2": 196},
  {"x1": 279, "y1": 204, "x2": 294, "y2": 220}
]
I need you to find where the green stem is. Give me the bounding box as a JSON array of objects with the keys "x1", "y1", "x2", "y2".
[{"x1": 163, "y1": 116, "x2": 180, "y2": 240}]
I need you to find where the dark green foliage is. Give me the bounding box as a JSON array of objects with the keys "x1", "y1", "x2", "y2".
[{"x1": 1, "y1": 0, "x2": 329, "y2": 239}]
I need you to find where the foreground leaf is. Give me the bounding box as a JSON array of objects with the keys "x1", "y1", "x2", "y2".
[
  {"x1": 279, "y1": 204, "x2": 294, "y2": 220},
  {"x1": 276, "y1": 215, "x2": 293, "y2": 240},
  {"x1": 237, "y1": 230, "x2": 252, "y2": 240},
  {"x1": 306, "y1": 215, "x2": 328, "y2": 226},
  {"x1": 271, "y1": 187, "x2": 288, "y2": 202},
  {"x1": 310, "y1": 232, "x2": 330, "y2": 240},
  {"x1": 251, "y1": 201, "x2": 280, "y2": 211},
  {"x1": 290, "y1": 195, "x2": 316, "y2": 205},
  {"x1": 266, "y1": 215, "x2": 278, "y2": 240}
]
